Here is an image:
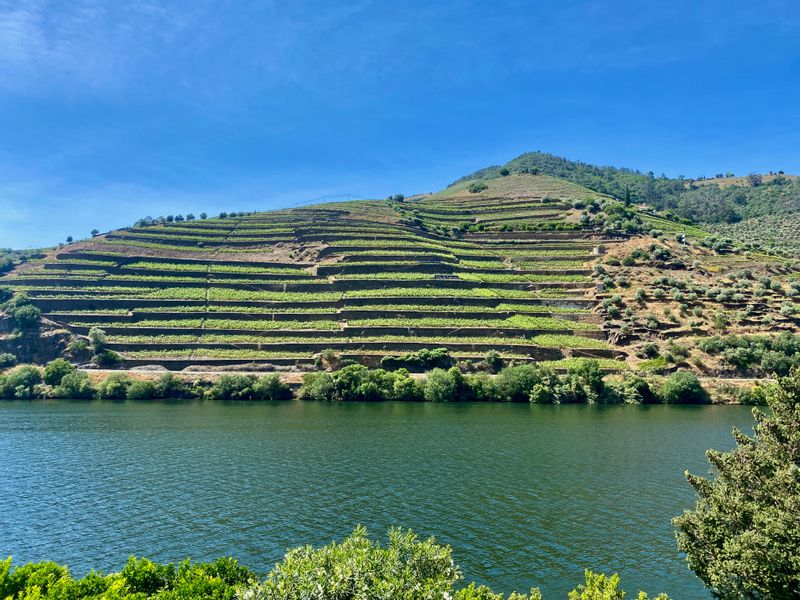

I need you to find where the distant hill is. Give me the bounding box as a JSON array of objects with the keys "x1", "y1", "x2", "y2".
[{"x1": 452, "y1": 151, "x2": 800, "y2": 223}]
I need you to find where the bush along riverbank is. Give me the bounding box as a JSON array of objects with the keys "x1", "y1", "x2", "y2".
[
  {"x1": 0, "y1": 358, "x2": 770, "y2": 404},
  {"x1": 0, "y1": 529, "x2": 670, "y2": 599}
]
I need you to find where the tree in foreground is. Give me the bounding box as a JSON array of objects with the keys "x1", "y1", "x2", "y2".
[{"x1": 675, "y1": 368, "x2": 800, "y2": 599}]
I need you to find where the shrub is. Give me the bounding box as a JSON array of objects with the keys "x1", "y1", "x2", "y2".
[
  {"x1": 660, "y1": 372, "x2": 708, "y2": 404},
  {"x1": 552, "y1": 360, "x2": 608, "y2": 404},
  {"x1": 93, "y1": 350, "x2": 121, "y2": 368},
  {"x1": 120, "y1": 557, "x2": 175, "y2": 595},
  {"x1": 380, "y1": 347, "x2": 453, "y2": 372},
  {"x1": 0, "y1": 353, "x2": 16, "y2": 369},
  {"x1": 605, "y1": 373, "x2": 657, "y2": 404},
  {"x1": 207, "y1": 375, "x2": 257, "y2": 400},
  {"x1": 88, "y1": 327, "x2": 107, "y2": 353},
  {"x1": 251, "y1": 374, "x2": 292, "y2": 401},
  {"x1": 244, "y1": 526, "x2": 459, "y2": 600},
  {"x1": 566, "y1": 571, "x2": 669, "y2": 600},
  {"x1": 43, "y1": 358, "x2": 76, "y2": 386},
  {"x1": 11, "y1": 304, "x2": 41, "y2": 330},
  {"x1": 97, "y1": 372, "x2": 133, "y2": 400},
  {"x1": 154, "y1": 373, "x2": 192, "y2": 399},
  {"x1": 636, "y1": 343, "x2": 660, "y2": 359},
  {"x1": 126, "y1": 380, "x2": 158, "y2": 400},
  {"x1": 482, "y1": 350, "x2": 503, "y2": 373},
  {"x1": 468, "y1": 182, "x2": 488, "y2": 193},
  {"x1": 0, "y1": 366, "x2": 42, "y2": 399},
  {"x1": 493, "y1": 363, "x2": 557, "y2": 403},
  {"x1": 424, "y1": 367, "x2": 467, "y2": 402},
  {"x1": 302, "y1": 365, "x2": 422, "y2": 402},
  {"x1": 52, "y1": 371, "x2": 96, "y2": 399}
]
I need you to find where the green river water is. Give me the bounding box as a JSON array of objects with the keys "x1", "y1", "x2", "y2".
[{"x1": 0, "y1": 400, "x2": 755, "y2": 597}]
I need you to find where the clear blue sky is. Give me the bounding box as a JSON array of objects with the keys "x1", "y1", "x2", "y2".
[{"x1": 1, "y1": 1, "x2": 799, "y2": 248}]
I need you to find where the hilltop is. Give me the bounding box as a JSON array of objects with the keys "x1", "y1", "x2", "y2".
[
  {"x1": 1, "y1": 158, "x2": 798, "y2": 388},
  {"x1": 456, "y1": 152, "x2": 800, "y2": 254}
]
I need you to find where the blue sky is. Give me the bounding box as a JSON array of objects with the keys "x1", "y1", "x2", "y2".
[{"x1": 1, "y1": 0, "x2": 799, "y2": 248}]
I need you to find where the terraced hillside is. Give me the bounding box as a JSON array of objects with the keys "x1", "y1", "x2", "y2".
[{"x1": 1, "y1": 175, "x2": 623, "y2": 371}]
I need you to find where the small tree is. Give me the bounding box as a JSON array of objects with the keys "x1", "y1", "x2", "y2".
[
  {"x1": 66, "y1": 235, "x2": 73, "y2": 243},
  {"x1": 746, "y1": 173, "x2": 763, "y2": 187},
  {"x1": 88, "y1": 327, "x2": 107, "y2": 354},
  {"x1": 199, "y1": 212, "x2": 207, "y2": 219},
  {"x1": 660, "y1": 372, "x2": 708, "y2": 404},
  {"x1": 11, "y1": 304, "x2": 40, "y2": 330},
  {"x1": 43, "y1": 358, "x2": 75, "y2": 386},
  {"x1": 91, "y1": 229, "x2": 99, "y2": 236},
  {"x1": 675, "y1": 369, "x2": 800, "y2": 598}
]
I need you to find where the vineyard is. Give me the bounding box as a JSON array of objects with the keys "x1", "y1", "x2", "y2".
[{"x1": 1, "y1": 174, "x2": 622, "y2": 371}]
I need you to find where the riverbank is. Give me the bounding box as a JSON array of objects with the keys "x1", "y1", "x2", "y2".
[{"x1": 0, "y1": 359, "x2": 769, "y2": 404}]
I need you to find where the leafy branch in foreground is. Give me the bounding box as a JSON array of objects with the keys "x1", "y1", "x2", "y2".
[{"x1": 674, "y1": 368, "x2": 800, "y2": 599}]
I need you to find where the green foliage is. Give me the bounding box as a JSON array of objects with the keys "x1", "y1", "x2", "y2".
[
  {"x1": 0, "y1": 366, "x2": 42, "y2": 399},
  {"x1": 379, "y1": 347, "x2": 453, "y2": 372},
  {"x1": 604, "y1": 373, "x2": 657, "y2": 404},
  {"x1": 660, "y1": 372, "x2": 708, "y2": 404},
  {"x1": 0, "y1": 555, "x2": 254, "y2": 599},
  {"x1": 43, "y1": 358, "x2": 76, "y2": 386},
  {"x1": 0, "y1": 525, "x2": 676, "y2": 600},
  {"x1": 473, "y1": 150, "x2": 800, "y2": 228},
  {"x1": 97, "y1": 372, "x2": 133, "y2": 399},
  {"x1": 698, "y1": 333, "x2": 800, "y2": 376},
  {"x1": 154, "y1": 373, "x2": 193, "y2": 399},
  {"x1": 126, "y1": 379, "x2": 159, "y2": 400},
  {"x1": 10, "y1": 304, "x2": 41, "y2": 330},
  {"x1": 52, "y1": 371, "x2": 96, "y2": 399},
  {"x1": 675, "y1": 369, "x2": 800, "y2": 599},
  {"x1": 88, "y1": 327, "x2": 108, "y2": 353},
  {"x1": 1, "y1": 291, "x2": 42, "y2": 331},
  {"x1": 245, "y1": 526, "x2": 459, "y2": 600},
  {"x1": 468, "y1": 181, "x2": 489, "y2": 193},
  {"x1": 567, "y1": 570, "x2": 669, "y2": 600},
  {"x1": 492, "y1": 363, "x2": 558, "y2": 403},
  {"x1": 93, "y1": 350, "x2": 122, "y2": 368},
  {"x1": 0, "y1": 353, "x2": 17, "y2": 369},
  {"x1": 302, "y1": 365, "x2": 423, "y2": 402},
  {"x1": 206, "y1": 374, "x2": 292, "y2": 401},
  {"x1": 424, "y1": 367, "x2": 470, "y2": 402}
]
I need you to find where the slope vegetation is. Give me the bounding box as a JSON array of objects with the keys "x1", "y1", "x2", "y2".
[{"x1": 2, "y1": 175, "x2": 620, "y2": 371}]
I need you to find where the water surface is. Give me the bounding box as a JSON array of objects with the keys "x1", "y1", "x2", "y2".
[{"x1": 0, "y1": 401, "x2": 754, "y2": 597}]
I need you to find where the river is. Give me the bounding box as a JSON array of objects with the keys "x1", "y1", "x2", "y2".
[{"x1": 0, "y1": 400, "x2": 755, "y2": 597}]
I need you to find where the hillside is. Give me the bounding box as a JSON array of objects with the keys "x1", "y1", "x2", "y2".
[
  {"x1": 0, "y1": 175, "x2": 621, "y2": 372},
  {"x1": 1, "y1": 168, "x2": 798, "y2": 383},
  {"x1": 455, "y1": 152, "x2": 800, "y2": 254}
]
